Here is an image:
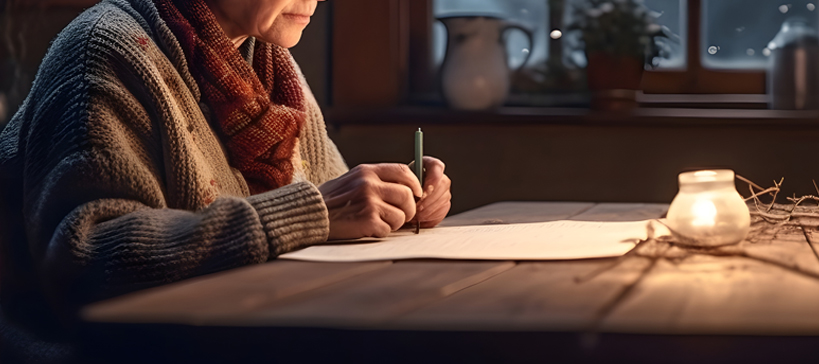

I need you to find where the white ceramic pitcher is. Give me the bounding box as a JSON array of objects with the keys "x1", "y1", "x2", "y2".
[{"x1": 438, "y1": 15, "x2": 533, "y2": 110}]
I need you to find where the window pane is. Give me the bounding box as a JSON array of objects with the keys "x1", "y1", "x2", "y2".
[
  {"x1": 563, "y1": 0, "x2": 686, "y2": 70},
  {"x1": 703, "y1": 0, "x2": 819, "y2": 69},
  {"x1": 433, "y1": 0, "x2": 685, "y2": 71},
  {"x1": 427, "y1": 0, "x2": 687, "y2": 102},
  {"x1": 645, "y1": 0, "x2": 686, "y2": 68}
]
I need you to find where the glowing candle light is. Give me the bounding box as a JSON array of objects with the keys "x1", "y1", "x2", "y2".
[
  {"x1": 666, "y1": 170, "x2": 750, "y2": 246},
  {"x1": 690, "y1": 199, "x2": 717, "y2": 227}
]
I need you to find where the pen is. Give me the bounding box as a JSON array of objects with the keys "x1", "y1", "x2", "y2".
[{"x1": 414, "y1": 128, "x2": 423, "y2": 234}]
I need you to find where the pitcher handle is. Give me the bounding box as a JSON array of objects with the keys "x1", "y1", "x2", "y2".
[{"x1": 501, "y1": 25, "x2": 534, "y2": 72}]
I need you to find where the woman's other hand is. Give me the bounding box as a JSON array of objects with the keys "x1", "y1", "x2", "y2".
[
  {"x1": 414, "y1": 156, "x2": 452, "y2": 228},
  {"x1": 319, "y1": 164, "x2": 422, "y2": 240}
]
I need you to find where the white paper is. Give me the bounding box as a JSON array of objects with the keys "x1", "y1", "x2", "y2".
[{"x1": 279, "y1": 220, "x2": 657, "y2": 262}]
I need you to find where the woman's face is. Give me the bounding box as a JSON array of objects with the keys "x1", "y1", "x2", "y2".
[{"x1": 207, "y1": 0, "x2": 325, "y2": 48}]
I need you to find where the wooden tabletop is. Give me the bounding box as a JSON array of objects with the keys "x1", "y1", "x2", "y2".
[{"x1": 78, "y1": 202, "x2": 819, "y2": 363}]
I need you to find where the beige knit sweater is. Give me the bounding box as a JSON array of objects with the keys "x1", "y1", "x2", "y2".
[{"x1": 0, "y1": 0, "x2": 347, "y2": 319}]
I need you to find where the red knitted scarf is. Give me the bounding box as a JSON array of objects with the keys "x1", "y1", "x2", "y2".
[{"x1": 154, "y1": 0, "x2": 306, "y2": 194}]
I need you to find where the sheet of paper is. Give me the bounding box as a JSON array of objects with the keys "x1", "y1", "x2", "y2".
[{"x1": 280, "y1": 220, "x2": 660, "y2": 262}]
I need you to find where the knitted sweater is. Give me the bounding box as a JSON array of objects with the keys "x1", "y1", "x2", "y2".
[{"x1": 0, "y1": 0, "x2": 348, "y2": 323}]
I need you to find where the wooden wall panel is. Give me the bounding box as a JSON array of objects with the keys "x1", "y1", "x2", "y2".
[
  {"x1": 328, "y1": 121, "x2": 819, "y2": 214},
  {"x1": 332, "y1": 0, "x2": 409, "y2": 107}
]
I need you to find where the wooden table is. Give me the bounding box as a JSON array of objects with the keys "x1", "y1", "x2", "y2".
[{"x1": 79, "y1": 202, "x2": 819, "y2": 363}]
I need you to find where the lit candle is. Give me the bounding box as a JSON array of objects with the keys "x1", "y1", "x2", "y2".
[
  {"x1": 690, "y1": 199, "x2": 717, "y2": 227},
  {"x1": 666, "y1": 169, "x2": 750, "y2": 246}
]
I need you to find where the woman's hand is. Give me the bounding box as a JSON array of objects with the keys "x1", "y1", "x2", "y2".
[
  {"x1": 414, "y1": 156, "x2": 452, "y2": 228},
  {"x1": 319, "y1": 164, "x2": 422, "y2": 240}
]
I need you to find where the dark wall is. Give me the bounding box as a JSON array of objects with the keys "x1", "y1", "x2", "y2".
[
  {"x1": 328, "y1": 120, "x2": 819, "y2": 214},
  {"x1": 1, "y1": 7, "x2": 87, "y2": 127},
  {"x1": 290, "y1": 1, "x2": 331, "y2": 107}
]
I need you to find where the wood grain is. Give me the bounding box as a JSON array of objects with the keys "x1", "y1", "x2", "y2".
[
  {"x1": 440, "y1": 201, "x2": 595, "y2": 227},
  {"x1": 226, "y1": 261, "x2": 515, "y2": 327},
  {"x1": 392, "y1": 258, "x2": 653, "y2": 331},
  {"x1": 392, "y1": 202, "x2": 667, "y2": 331},
  {"x1": 571, "y1": 203, "x2": 668, "y2": 221},
  {"x1": 81, "y1": 202, "x2": 819, "y2": 337},
  {"x1": 82, "y1": 260, "x2": 391, "y2": 324},
  {"x1": 602, "y1": 254, "x2": 819, "y2": 335}
]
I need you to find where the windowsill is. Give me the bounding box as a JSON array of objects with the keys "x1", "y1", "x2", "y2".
[
  {"x1": 325, "y1": 92, "x2": 819, "y2": 127},
  {"x1": 416, "y1": 92, "x2": 771, "y2": 108},
  {"x1": 637, "y1": 93, "x2": 769, "y2": 109},
  {"x1": 326, "y1": 102, "x2": 819, "y2": 128}
]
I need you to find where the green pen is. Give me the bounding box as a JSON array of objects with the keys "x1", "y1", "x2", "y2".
[
  {"x1": 414, "y1": 128, "x2": 423, "y2": 234},
  {"x1": 415, "y1": 128, "x2": 423, "y2": 184}
]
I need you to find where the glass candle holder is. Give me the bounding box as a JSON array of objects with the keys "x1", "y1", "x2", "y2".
[{"x1": 666, "y1": 170, "x2": 750, "y2": 246}]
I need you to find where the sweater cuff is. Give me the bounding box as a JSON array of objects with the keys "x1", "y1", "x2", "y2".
[{"x1": 246, "y1": 182, "x2": 329, "y2": 258}]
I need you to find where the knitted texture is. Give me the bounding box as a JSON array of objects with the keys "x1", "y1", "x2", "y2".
[
  {"x1": 247, "y1": 182, "x2": 329, "y2": 258},
  {"x1": 0, "y1": 0, "x2": 345, "y2": 322},
  {"x1": 155, "y1": 0, "x2": 306, "y2": 194},
  {"x1": 295, "y1": 65, "x2": 351, "y2": 185}
]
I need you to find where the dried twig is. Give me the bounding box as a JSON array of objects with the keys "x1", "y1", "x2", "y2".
[
  {"x1": 736, "y1": 174, "x2": 766, "y2": 194},
  {"x1": 576, "y1": 176, "x2": 819, "y2": 328}
]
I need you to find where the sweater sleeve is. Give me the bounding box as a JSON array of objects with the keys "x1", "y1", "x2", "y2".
[{"x1": 8, "y1": 3, "x2": 328, "y2": 310}]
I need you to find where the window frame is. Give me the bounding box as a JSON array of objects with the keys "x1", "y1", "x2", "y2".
[
  {"x1": 331, "y1": 0, "x2": 767, "y2": 108},
  {"x1": 641, "y1": 0, "x2": 765, "y2": 94}
]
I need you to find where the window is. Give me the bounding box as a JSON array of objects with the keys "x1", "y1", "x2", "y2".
[
  {"x1": 429, "y1": 0, "x2": 687, "y2": 101},
  {"x1": 432, "y1": 0, "x2": 686, "y2": 71},
  {"x1": 641, "y1": 0, "x2": 686, "y2": 69},
  {"x1": 330, "y1": 0, "x2": 785, "y2": 108},
  {"x1": 703, "y1": 0, "x2": 818, "y2": 69},
  {"x1": 424, "y1": 0, "x2": 776, "y2": 98}
]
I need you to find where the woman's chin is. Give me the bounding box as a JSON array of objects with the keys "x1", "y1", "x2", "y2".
[{"x1": 263, "y1": 32, "x2": 303, "y2": 49}]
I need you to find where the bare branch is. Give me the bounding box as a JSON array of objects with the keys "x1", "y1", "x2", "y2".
[{"x1": 736, "y1": 174, "x2": 766, "y2": 193}]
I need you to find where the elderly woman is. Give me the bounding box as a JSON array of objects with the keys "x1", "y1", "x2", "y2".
[{"x1": 0, "y1": 0, "x2": 452, "y2": 352}]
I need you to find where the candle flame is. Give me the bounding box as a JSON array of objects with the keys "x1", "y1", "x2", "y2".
[
  {"x1": 691, "y1": 199, "x2": 717, "y2": 227},
  {"x1": 693, "y1": 170, "x2": 718, "y2": 182},
  {"x1": 693, "y1": 170, "x2": 717, "y2": 177}
]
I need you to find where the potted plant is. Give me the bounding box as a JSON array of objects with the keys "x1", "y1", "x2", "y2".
[{"x1": 568, "y1": 0, "x2": 670, "y2": 110}]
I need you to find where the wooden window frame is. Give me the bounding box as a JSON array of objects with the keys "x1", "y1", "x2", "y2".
[
  {"x1": 331, "y1": 0, "x2": 766, "y2": 108},
  {"x1": 642, "y1": 0, "x2": 765, "y2": 94}
]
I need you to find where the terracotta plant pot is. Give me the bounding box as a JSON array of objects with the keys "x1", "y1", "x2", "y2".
[{"x1": 585, "y1": 52, "x2": 644, "y2": 111}]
